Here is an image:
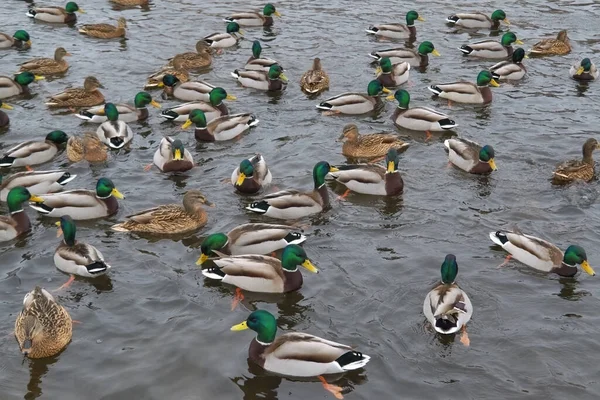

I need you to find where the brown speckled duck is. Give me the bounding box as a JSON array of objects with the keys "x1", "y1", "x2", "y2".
[
  {"x1": 20, "y1": 47, "x2": 71, "y2": 76},
  {"x1": 552, "y1": 138, "x2": 600, "y2": 184},
  {"x1": 530, "y1": 30, "x2": 571, "y2": 56},
  {"x1": 169, "y1": 41, "x2": 213, "y2": 70},
  {"x1": 339, "y1": 124, "x2": 409, "y2": 159},
  {"x1": 46, "y1": 76, "x2": 104, "y2": 108},
  {"x1": 67, "y1": 133, "x2": 108, "y2": 163},
  {"x1": 300, "y1": 58, "x2": 330, "y2": 94},
  {"x1": 79, "y1": 17, "x2": 127, "y2": 38}
]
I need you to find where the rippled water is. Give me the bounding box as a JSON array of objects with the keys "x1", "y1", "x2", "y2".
[{"x1": 1, "y1": 0, "x2": 600, "y2": 399}]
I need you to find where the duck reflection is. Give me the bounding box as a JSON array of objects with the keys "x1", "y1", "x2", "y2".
[
  {"x1": 555, "y1": 276, "x2": 589, "y2": 301},
  {"x1": 25, "y1": 354, "x2": 60, "y2": 399}
]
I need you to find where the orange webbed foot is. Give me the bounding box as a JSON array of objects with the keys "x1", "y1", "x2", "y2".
[
  {"x1": 54, "y1": 275, "x2": 75, "y2": 291},
  {"x1": 337, "y1": 189, "x2": 351, "y2": 201},
  {"x1": 460, "y1": 325, "x2": 470, "y2": 347},
  {"x1": 498, "y1": 255, "x2": 512, "y2": 268},
  {"x1": 425, "y1": 131, "x2": 433, "y2": 141},
  {"x1": 318, "y1": 376, "x2": 344, "y2": 399},
  {"x1": 231, "y1": 287, "x2": 244, "y2": 311},
  {"x1": 143, "y1": 163, "x2": 153, "y2": 172}
]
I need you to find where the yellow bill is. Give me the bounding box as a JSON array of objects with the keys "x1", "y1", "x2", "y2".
[
  {"x1": 78, "y1": 8, "x2": 85, "y2": 13},
  {"x1": 231, "y1": 321, "x2": 248, "y2": 331},
  {"x1": 157, "y1": 82, "x2": 165, "y2": 88},
  {"x1": 111, "y1": 188, "x2": 125, "y2": 199},
  {"x1": 329, "y1": 166, "x2": 339, "y2": 172},
  {"x1": 432, "y1": 49, "x2": 441, "y2": 57},
  {"x1": 581, "y1": 260, "x2": 596, "y2": 276},
  {"x1": 181, "y1": 119, "x2": 192, "y2": 129},
  {"x1": 490, "y1": 79, "x2": 500, "y2": 87},
  {"x1": 196, "y1": 253, "x2": 209, "y2": 265},
  {"x1": 387, "y1": 161, "x2": 395, "y2": 173},
  {"x1": 226, "y1": 94, "x2": 237, "y2": 101},
  {"x1": 34, "y1": 75, "x2": 45, "y2": 81},
  {"x1": 150, "y1": 100, "x2": 161, "y2": 108},
  {"x1": 382, "y1": 87, "x2": 392, "y2": 94},
  {"x1": 302, "y1": 259, "x2": 319, "y2": 273},
  {"x1": 576, "y1": 66, "x2": 584, "y2": 75},
  {"x1": 274, "y1": 11, "x2": 282, "y2": 17},
  {"x1": 504, "y1": 18, "x2": 510, "y2": 25},
  {"x1": 417, "y1": 16, "x2": 425, "y2": 22},
  {"x1": 279, "y1": 73, "x2": 289, "y2": 82},
  {"x1": 236, "y1": 173, "x2": 246, "y2": 186},
  {"x1": 488, "y1": 159, "x2": 498, "y2": 171},
  {"x1": 239, "y1": 29, "x2": 245, "y2": 36},
  {"x1": 29, "y1": 195, "x2": 44, "y2": 203},
  {"x1": 375, "y1": 67, "x2": 382, "y2": 75},
  {"x1": 515, "y1": 39, "x2": 524, "y2": 45},
  {"x1": 26, "y1": 40, "x2": 32, "y2": 46},
  {"x1": 1, "y1": 103, "x2": 13, "y2": 110},
  {"x1": 55, "y1": 223, "x2": 63, "y2": 238},
  {"x1": 174, "y1": 149, "x2": 182, "y2": 161},
  {"x1": 386, "y1": 94, "x2": 395, "y2": 101}
]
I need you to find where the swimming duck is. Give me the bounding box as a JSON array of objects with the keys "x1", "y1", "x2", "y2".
[
  {"x1": 167, "y1": 41, "x2": 212, "y2": 71},
  {"x1": 110, "y1": 0, "x2": 148, "y2": 6},
  {"x1": 0, "y1": 72, "x2": 44, "y2": 100},
  {"x1": 95, "y1": 103, "x2": 134, "y2": 149},
  {"x1": 489, "y1": 48, "x2": 527, "y2": 81},
  {"x1": 444, "y1": 138, "x2": 497, "y2": 174},
  {"x1": 145, "y1": 57, "x2": 190, "y2": 89},
  {"x1": 428, "y1": 71, "x2": 499, "y2": 104},
  {"x1": 317, "y1": 80, "x2": 390, "y2": 115},
  {"x1": 111, "y1": 190, "x2": 212, "y2": 235},
  {"x1": 67, "y1": 133, "x2": 108, "y2": 163},
  {"x1": 369, "y1": 41, "x2": 440, "y2": 68},
  {"x1": 29, "y1": 177, "x2": 124, "y2": 220},
  {"x1": 366, "y1": 11, "x2": 424, "y2": 40},
  {"x1": 423, "y1": 254, "x2": 472, "y2": 346},
  {"x1": 570, "y1": 58, "x2": 598, "y2": 81},
  {"x1": 14, "y1": 286, "x2": 72, "y2": 358},
  {"x1": 552, "y1": 138, "x2": 600, "y2": 184},
  {"x1": 160, "y1": 75, "x2": 236, "y2": 104},
  {"x1": 489, "y1": 229, "x2": 595, "y2": 277},
  {"x1": 19, "y1": 47, "x2": 71, "y2": 75},
  {"x1": 26, "y1": 2, "x2": 83, "y2": 23},
  {"x1": 0, "y1": 187, "x2": 43, "y2": 242},
  {"x1": 0, "y1": 30, "x2": 31, "y2": 50},
  {"x1": 530, "y1": 30, "x2": 571, "y2": 56},
  {"x1": 153, "y1": 136, "x2": 194, "y2": 172},
  {"x1": 79, "y1": 17, "x2": 127, "y2": 38},
  {"x1": 231, "y1": 154, "x2": 271, "y2": 194},
  {"x1": 245, "y1": 161, "x2": 338, "y2": 220},
  {"x1": 0, "y1": 170, "x2": 76, "y2": 202},
  {"x1": 0, "y1": 101, "x2": 12, "y2": 128},
  {"x1": 244, "y1": 40, "x2": 280, "y2": 72},
  {"x1": 182, "y1": 110, "x2": 259, "y2": 142},
  {"x1": 46, "y1": 76, "x2": 104, "y2": 108},
  {"x1": 459, "y1": 32, "x2": 523, "y2": 59},
  {"x1": 224, "y1": 3, "x2": 281, "y2": 27},
  {"x1": 388, "y1": 89, "x2": 457, "y2": 137},
  {"x1": 375, "y1": 58, "x2": 410, "y2": 88},
  {"x1": 338, "y1": 124, "x2": 409, "y2": 159},
  {"x1": 0, "y1": 131, "x2": 69, "y2": 168},
  {"x1": 232, "y1": 64, "x2": 288, "y2": 92},
  {"x1": 300, "y1": 57, "x2": 329, "y2": 94},
  {"x1": 446, "y1": 9, "x2": 508, "y2": 30},
  {"x1": 161, "y1": 100, "x2": 228, "y2": 123},
  {"x1": 76, "y1": 92, "x2": 160, "y2": 123},
  {"x1": 204, "y1": 22, "x2": 243, "y2": 49}
]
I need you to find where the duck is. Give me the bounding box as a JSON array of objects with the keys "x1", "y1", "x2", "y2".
[
  {"x1": 0, "y1": 101, "x2": 12, "y2": 128},
  {"x1": 444, "y1": 138, "x2": 497, "y2": 174},
  {"x1": 79, "y1": 17, "x2": 127, "y2": 38},
  {"x1": 369, "y1": 41, "x2": 440, "y2": 68},
  {"x1": 423, "y1": 254, "x2": 472, "y2": 346},
  {"x1": 111, "y1": 190, "x2": 212, "y2": 235},
  {"x1": 375, "y1": 58, "x2": 410, "y2": 88},
  {"x1": 0, "y1": 72, "x2": 44, "y2": 100},
  {"x1": 224, "y1": 3, "x2": 281, "y2": 27},
  {"x1": 328, "y1": 148, "x2": 404, "y2": 197},
  {"x1": 0, "y1": 131, "x2": 69, "y2": 168},
  {"x1": 145, "y1": 57, "x2": 190, "y2": 89},
  {"x1": 232, "y1": 64, "x2": 288, "y2": 92},
  {"x1": 196, "y1": 223, "x2": 306, "y2": 264},
  {"x1": 231, "y1": 154, "x2": 271, "y2": 194},
  {"x1": 245, "y1": 161, "x2": 338, "y2": 220},
  {"x1": 160, "y1": 101, "x2": 228, "y2": 123},
  {"x1": 570, "y1": 58, "x2": 598, "y2": 81},
  {"x1": 317, "y1": 80, "x2": 390, "y2": 115},
  {"x1": 167, "y1": 41, "x2": 212, "y2": 71},
  {"x1": 19, "y1": 47, "x2": 71, "y2": 75},
  {"x1": 153, "y1": 136, "x2": 194, "y2": 172},
  {"x1": 0, "y1": 30, "x2": 31, "y2": 50},
  {"x1": 428, "y1": 70, "x2": 499, "y2": 104},
  {"x1": 300, "y1": 57, "x2": 330, "y2": 94},
  {"x1": 446, "y1": 9, "x2": 509, "y2": 30},
  {"x1": 67, "y1": 133, "x2": 108, "y2": 163},
  {"x1": 26, "y1": 2, "x2": 83, "y2": 23},
  {"x1": 46, "y1": 76, "x2": 104, "y2": 108},
  {"x1": 552, "y1": 138, "x2": 600, "y2": 184},
  {"x1": 95, "y1": 103, "x2": 134, "y2": 149},
  {"x1": 489, "y1": 229, "x2": 595, "y2": 277},
  {"x1": 14, "y1": 286, "x2": 72, "y2": 359},
  {"x1": 204, "y1": 22, "x2": 243, "y2": 49},
  {"x1": 29, "y1": 177, "x2": 124, "y2": 220},
  {"x1": 0, "y1": 170, "x2": 76, "y2": 202},
  {"x1": 338, "y1": 124, "x2": 409, "y2": 159},
  {"x1": 388, "y1": 89, "x2": 457, "y2": 137},
  {"x1": 530, "y1": 30, "x2": 571, "y2": 56},
  {"x1": 489, "y1": 48, "x2": 527, "y2": 81},
  {"x1": 182, "y1": 110, "x2": 259, "y2": 142},
  {"x1": 76, "y1": 92, "x2": 160, "y2": 123},
  {"x1": 110, "y1": 0, "x2": 148, "y2": 6},
  {"x1": 0, "y1": 187, "x2": 43, "y2": 242},
  {"x1": 245, "y1": 40, "x2": 280, "y2": 72},
  {"x1": 160, "y1": 75, "x2": 236, "y2": 103},
  {"x1": 459, "y1": 32, "x2": 523, "y2": 59},
  {"x1": 365, "y1": 11, "x2": 424, "y2": 40}
]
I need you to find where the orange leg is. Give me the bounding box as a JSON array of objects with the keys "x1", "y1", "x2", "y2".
[
  {"x1": 215, "y1": 49, "x2": 224, "y2": 56},
  {"x1": 498, "y1": 255, "x2": 512, "y2": 268},
  {"x1": 322, "y1": 110, "x2": 341, "y2": 116},
  {"x1": 460, "y1": 325, "x2": 470, "y2": 347},
  {"x1": 25, "y1": 165, "x2": 34, "y2": 172},
  {"x1": 425, "y1": 131, "x2": 432, "y2": 141},
  {"x1": 231, "y1": 287, "x2": 244, "y2": 311},
  {"x1": 337, "y1": 189, "x2": 351, "y2": 201},
  {"x1": 318, "y1": 376, "x2": 344, "y2": 399},
  {"x1": 270, "y1": 252, "x2": 277, "y2": 257},
  {"x1": 143, "y1": 163, "x2": 153, "y2": 172},
  {"x1": 55, "y1": 275, "x2": 75, "y2": 291},
  {"x1": 447, "y1": 100, "x2": 453, "y2": 109}
]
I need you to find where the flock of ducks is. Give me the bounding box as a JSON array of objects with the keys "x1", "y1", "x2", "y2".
[{"x1": 0, "y1": 2, "x2": 598, "y2": 397}]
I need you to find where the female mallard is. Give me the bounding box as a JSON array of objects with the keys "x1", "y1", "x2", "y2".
[
  {"x1": 20, "y1": 47, "x2": 71, "y2": 75},
  {"x1": 29, "y1": 177, "x2": 124, "y2": 220},
  {"x1": 444, "y1": 138, "x2": 497, "y2": 174},
  {"x1": 0, "y1": 72, "x2": 44, "y2": 99},
  {"x1": 76, "y1": 92, "x2": 160, "y2": 123},
  {"x1": 231, "y1": 154, "x2": 271, "y2": 194},
  {"x1": 145, "y1": 57, "x2": 190, "y2": 89},
  {"x1": 232, "y1": 64, "x2": 288, "y2": 92},
  {"x1": 570, "y1": 58, "x2": 598, "y2": 81},
  {"x1": 428, "y1": 70, "x2": 499, "y2": 104},
  {"x1": 224, "y1": 3, "x2": 281, "y2": 27},
  {"x1": 182, "y1": 110, "x2": 258, "y2": 142},
  {"x1": 446, "y1": 9, "x2": 508, "y2": 30},
  {"x1": 26, "y1": 2, "x2": 83, "y2": 23},
  {"x1": 423, "y1": 254, "x2": 472, "y2": 346},
  {"x1": 160, "y1": 75, "x2": 236, "y2": 103},
  {"x1": 530, "y1": 30, "x2": 571, "y2": 56},
  {"x1": 0, "y1": 131, "x2": 69, "y2": 168},
  {"x1": 0, "y1": 101, "x2": 12, "y2": 128},
  {"x1": 0, "y1": 170, "x2": 76, "y2": 201},
  {"x1": 300, "y1": 57, "x2": 329, "y2": 94},
  {"x1": 110, "y1": 0, "x2": 148, "y2": 6},
  {"x1": 489, "y1": 48, "x2": 527, "y2": 81},
  {"x1": 0, "y1": 30, "x2": 31, "y2": 50},
  {"x1": 459, "y1": 32, "x2": 523, "y2": 59},
  {"x1": 489, "y1": 229, "x2": 595, "y2": 277},
  {"x1": 67, "y1": 133, "x2": 108, "y2": 163},
  {"x1": 317, "y1": 80, "x2": 391, "y2": 115},
  {"x1": 153, "y1": 136, "x2": 194, "y2": 172},
  {"x1": 167, "y1": 41, "x2": 212, "y2": 71},
  {"x1": 79, "y1": 17, "x2": 127, "y2": 38},
  {"x1": 46, "y1": 76, "x2": 104, "y2": 108},
  {"x1": 552, "y1": 138, "x2": 600, "y2": 184},
  {"x1": 0, "y1": 187, "x2": 43, "y2": 242},
  {"x1": 95, "y1": 103, "x2": 134, "y2": 149},
  {"x1": 245, "y1": 161, "x2": 338, "y2": 220},
  {"x1": 245, "y1": 40, "x2": 280, "y2": 72},
  {"x1": 369, "y1": 41, "x2": 440, "y2": 68},
  {"x1": 375, "y1": 58, "x2": 410, "y2": 88},
  {"x1": 111, "y1": 190, "x2": 212, "y2": 234},
  {"x1": 196, "y1": 223, "x2": 306, "y2": 264},
  {"x1": 204, "y1": 22, "x2": 243, "y2": 49},
  {"x1": 339, "y1": 124, "x2": 409, "y2": 159},
  {"x1": 366, "y1": 10, "x2": 424, "y2": 40},
  {"x1": 14, "y1": 286, "x2": 72, "y2": 358}
]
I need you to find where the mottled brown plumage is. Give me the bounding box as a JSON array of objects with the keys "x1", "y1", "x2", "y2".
[
  {"x1": 300, "y1": 58, "x2": 330, "y2": 94},
  {"x1": 530, "y1": 30, "x2": 571, "y2": 56},
  {"x1": 145, "y1": 57, "x2": 190, "y2": 89},
  {"x1": 168, "y1": 41, "x2": 213, "y2": 70},
  {"x1": 110, "y1": 0, "x2": 148, "y2": 6},
  {"x1": 552, "y1": 138, "x2": 600, "y2": 184},
  {"x1": 46, "y1": 76, "x2": 104, "y2": 108},
  {"x1": 20, "y1": 47, "x2": 70, "y2": 75},
  {"x1": 67, "y1": 133, "x2": 107, "y2": 163},
  {"x1": 339, "y1": 124, "x2": 409, "y2": 159},
  {"x1": 79, "y1": 17, "x2": 127, "y2": 38}
]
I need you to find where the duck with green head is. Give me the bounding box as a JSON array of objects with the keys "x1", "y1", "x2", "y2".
[
  {"x1": 429, "y1": 70, "x2": 499, "y2": 104},
  {"x1": 153, "y1": 136, "x2": 194, "y2": 172},
  {"x1": 160, "y1": 75, "x2": 237, "y2": 104},
  {"x1": 161, "y1": 88, "x2": 233, "y2": 123},
  {"x1": 26, "y1": 2, "x2": 83, "y2": 23},
  {"x1": 570, "y1": 58, "x2": 598, "y2": 81},
  {"x1": 369, "y1": 41, "x2": 440, "y2": 69},
  {"x1": 446, "y1": 9, "x2": 508, "y2": 30},
  {"x1": 490, "y1": 48, "x2": 528, "y2": 81},
  {"x1": 182, "y1": 109, "x2": 258, "y2": 142},
  {"x1": 459, "y1": 31, "x2": 523, "y2": 59},
  {"x1": 0, "y1": 72, "x2": 44, "y2": 100},
  {"x1": 388, "y1": 89, "x2": 457, "y2": 137},
  {"x1": 375, "y1": 57, "x2": 410, "y2": 88},
  {"x1": 224, "y1": 3, "x2": 281, "y2": 27},
  {"x1": 0, "y1": 101, "x2": 12, "y2": 128},
  {"x1": 77, "y1": 92, "x2": 161, "y2": 123},
  {"x1": 245, "y1": 40, "x2": 280, "y2": 72},
  {"x1": 0, "y1": 170, "x2": 76, "y2": 202},
  {"x1": 0, "y1": 30, "x2": 31, "y2": 50},
  {"x1": 95, "y1": 103, "x2": 134, "y2": 149},
  {"x1": 204, "y1": 22, "x2": 243, "y2": 49},
  {"x1": 231, "y1": 154, "x2": 272, "y2": 194},
  {"x1": 317, "y1": 80, "x2": 391, "y2": 115},
  {"x1": 0, "y1": 130, "x2": 69, "y2": 168},
  {"x1": 232, "y1": 64, "x2": 288, "y2": 92},
  {"x1": 444, "y1": 138, "x2": 497, "y2": 174},
  {"x1": 0, "y1": 187, "x2": 43, "y2": 242},
  {"x1": 366, "y1": 10, "x2": 424, "y2": 39}
]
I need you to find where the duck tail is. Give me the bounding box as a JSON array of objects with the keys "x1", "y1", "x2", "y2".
[
  {"x1": 368, "y1": 51, "x2": 382, "y2": 61},
  {"x1": 337, "y1": 351, "x2": 371, "y2": 371},
  {"x1": 0, "y1": 156, "x2": 15, "y2": 167},
  {"x1": 75, "y1": 110, "x2": 95, "y2": 121},
  {"x1": 438, "y1": 118, "x2": 458, "y2": 130},
  {"x1": 459, "y1": 45, "x2": 473, "y2": 55},
  {"x1": 428, "y1": 85, "x2": 443, "y2": 96},
  {"x1": 26, "y1": 9, "x2": 36, "y2": 17},
  {"x1": 231, "y1": 69, "x2": 241, "y2": 79},
  {"x1": 201, "y1": 267, "x2": 226, "y2": 280},
  {"x1": 247, "y1": 115, "x2": 259, "y2": 127},
  {"x1": 446, "y1": 15, "x2": 459, "y2": 24},
  {"x1": 365, "y1": 26, "x2": 379, "y2": 34},
  {"x1": 245, "y1": 200, "x2": 269, "y2": 214},
  {"x1": 29, "y1": 202, "x2": 52, "y2": 214},
  {"x1": 86, "y1": 261, "x2": 110, "y2": 275},
  {"x1": 109, "y1": 137, "x2": 124, "y2": 149},
  {"x1": 434, "y1": 316, "x2": 458, "y2": 333},
  {"x1": 489, "y1": 231, "x2": 508, "y2": 246},
  {"x1": 284, "y1": 231, "x2": 306, "y2": 245},
  {"x1": 160, "y1": 110, "x2": 179, "y2": 120},
  {"x1": 57, "y1": 172, "x2": 77, "y2": 185},
  {"x1": 315, "y1": 102, "x2": 333, "y2": 110}
]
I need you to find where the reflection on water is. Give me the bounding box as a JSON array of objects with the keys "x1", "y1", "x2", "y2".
[
  {"x1": 555, "y1": 277, "x2": 589, "y2": 301},
  {"x1": 24, "y1": 355, "x2": 59, "y2": 400}
]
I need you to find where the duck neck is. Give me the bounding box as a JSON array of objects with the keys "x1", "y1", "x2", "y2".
[
  {"x1": 385, "y1": 171, "x2": 404, "y2": 196},
  {"x1": 317, "y1": 184, "x2": 330, "y2": 207},
  {"x1": 136, "y1": 107, "x2": 149, "y2": 120},
  {"x1": 99, "y1": 195, "x2": 119, "y2": 216},
  {"x1": 263, "y1": 15, "x2": 274, "y2": 27},
  {"x1": 407, "y1": 25, "x2": 416, "y2": 37},
  {"x1": 194, "y1": 126, "x2": 213, "y2": 142},
  {"x1": 249, "y1": 338, "x2": 269, "y2": 367},
  {"x1": 479, "y1": 86, "x2": 493, "y2": 104},
  {"x1": 552, "y1": 263, "x2": 578, "y2": 277},
  {"x1": 417, "y1": 53, "x2": 429, "y2": 67},
  {"x1": 282, "y1": 268, "x2": 303, "y2": 292},
  {"x1": 582, "y1": 146, "x2": 596, "y2": 165},
  {"x1": 392, "y1": 106, "x2": 407, "y2": 121},
  {"x1": 10, "y1": 210, "x2": 31, "y2": 234},
  {"x1": 504, "y1": 45, "x2": 514, "y2": 57},
  {"x1": 471, "y1": 161, "x2": 493, "y2": 174}
]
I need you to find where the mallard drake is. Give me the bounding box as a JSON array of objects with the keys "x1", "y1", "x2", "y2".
[
  {"x1": 204, "y1": 22, "x2": 243, "y2": 49},
  {"x1": 167, "y1": 41, "x2": 212, "y2": 71},
  {"x1": 26, "y1": 2, "x2": 83, "y2": 23},
  {"x1": 0, "y1": 170, "x2": 76, "y2": 202},
  {"x1": 0, "y1": 30, "x2": 31, "y2": 50},
  {"x1": 552, "y1": 138, "x2": 600, "y2": 184},
  {"x1": 160, "y1": 100, "x2": 228, "y2": 123},
  {"x1": 423, "y1": 254, "x2": 472, "y2": 346},
  {"x1": 182, "y1": 110, "x2": 258, "y2": 142},
  {"x1": 489, "y1": 48, "x2": 527, "y2": 81},
  {"x1": 79, "y1": 17, "x2": 127, "y2": 38},
  {"x1": 153, "y1": 136, "x2": 194, "y2": 172},
  {"x1": 232, "y1": 64, "x2": 288, "y2": 92},
  {"x1": 300, "y1": 57, "x2": 329, "y2": 94},
  {"x1": 196, "y1": 223, "x2": 306, "y2": 264},
  {"x1": 339, "y1": 124, "x2": 409, "y2": 159},
  {"x1": 446, "y1": 9, "x2": 508, "y2": 30},
  {"x1": 46, "y1": 76, "x2": 104, "y2": 108},
  {"x1": 76, "y1": 92, "x2": 160, "y2": 123},
  {"x1": 0, "y1": 187, "x2": 43, "y2": 242},
  {"x1": 224, "y1": 3, "x2": 281, "y2": 27},
  {"x1": 317, "y1": 80, "x2": 391, "y2": 115},
  {"x1": 0, "y1": 101, "x2": 12, "y2": 128},
  {"x1": 14, "y1": 286, "x2": 72, "y2": 358},
  {"x1": 245, "y1": 40, "x2": 280, "y2": 72},
  {"x1": 111, "y1": 190, "x2": 212, "y2": 234},
  {"x1": 0, "y1": 72, "x2": 44, "y2": 100},
  {"x1": 428, "y1": 70, "x2": 499, "y2": 104},
  {"x1": 444, "y1": 138, "x2": 497, "y2": 174},
  {"x1": 160, "y1": 76, "x2": 236, "y2": 104},
  {"x1": 369, "y1": 41, "x2": 440, "y2": 68},
  {"x1": 388, "y1": 89, "x2": 457, "y2": 136},
  {"x1": 366, "y1": 11, "x2": 424, "y2": 40},
  {"x1": 375, "y1": 58, "x2": 410, "y2": 88},
  {"x1": 489, "y1": 229, "x2": 595, "y2": 277},
  {"x1": 231, "y1": 154, "x2": 271, "y2": 194},
  {"x1": 95, "y1": 103, "x2": 134, "y2": 149},
  {"x1": 0, "y1": 131, "x2": 69, "y2": 168},
  {"x1": 145, "y1": 57, "x2": 190, "y2": 89},
  {"x1": 570, "y1": 58, "x2": 598, "y2": 81},
  {"x1": 245, "y1": 161, "x2": 337, "y2": 220},
  {"x1": 19, "y1": 47, "x2": 71, "y2": 75},
  {"x1": 29, "y1": 177, "x2": 124, "y2": 220},
  {"x1": 530, "y1": 30, "x2": 571, "y2": 56},
  {"x1": 459, "y1": 32, "x2": 523, "y2": 59},
  {"x1": 67, "y1": 133, "x2": 108, "y2": 163}
]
